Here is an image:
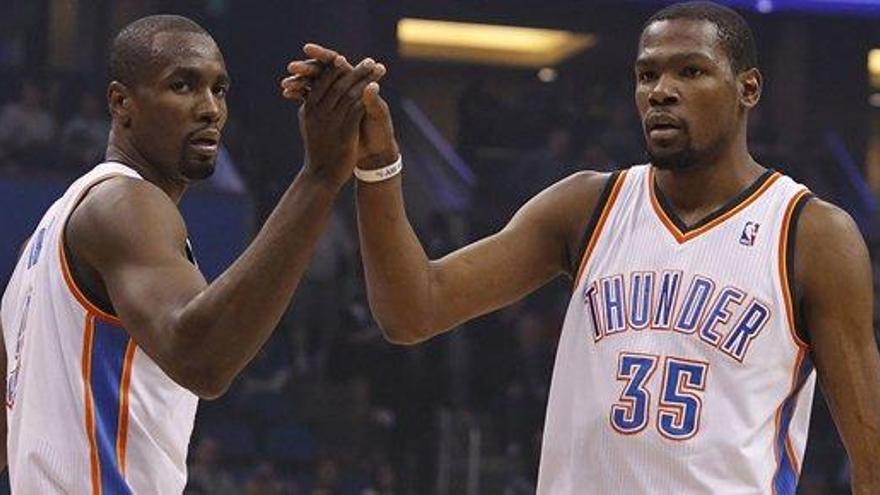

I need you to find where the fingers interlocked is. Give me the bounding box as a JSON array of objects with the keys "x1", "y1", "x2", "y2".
[{"x1": 281, "y1": 43, "x2": 386, "y2": 113}]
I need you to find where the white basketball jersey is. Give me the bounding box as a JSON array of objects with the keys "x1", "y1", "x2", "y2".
[
  {"x1": 538, "y1": 164, "x2": 814, "y2": 494},
  {"x1": 1, "y1": 162, "x2": 199, "y2": 494}
]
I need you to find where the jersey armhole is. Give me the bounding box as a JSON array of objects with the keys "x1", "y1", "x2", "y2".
[
  {"x1": 785, "y1": 191, "x2": 814, "y2": 347},
  {"x1": 569, "y1": 170, "x2": 623, "y2": 284},
  {"x1": 59, "y1": 175, "x2": 128, "y2": 323}
]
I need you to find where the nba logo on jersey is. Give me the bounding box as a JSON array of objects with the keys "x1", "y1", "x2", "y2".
[
  {"x1": 538, "y1": 166, "x2": 816, "y2": 494},
  {"x1": 739, "y1": 221, "x2": 759, "y2": 246}
]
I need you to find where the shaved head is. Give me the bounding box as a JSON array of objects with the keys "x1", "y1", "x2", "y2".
[{"x1": 110, "y1": 15, "x2": 215, "y2": 87}]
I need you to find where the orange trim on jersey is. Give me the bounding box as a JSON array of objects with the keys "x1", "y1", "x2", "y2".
[
  {"x1": 82, "y1": 315, "x2": 102, "y2": 495},
  {"x1": 574, "y1": 171, "x2": 628, "y2": 284},
  {"x1": 785, "y1": 432, "x2": 801, "y2": 475},
  {"x1": 648, "y1": 167, "x2": 782, "y2": 244},
  {"x1": 771, "y1": 348, "x2": 806, "y2": 495},
  {"x1": 116, "y1": 340, "x2": 136, "y2": 476},
  {"x1": 58, "y1": 234, "x2": 122, "y2": 326},
  {"x1": 783, "y1": 353, "x2": 805, "y2": 476},
  {"x1": 777, "y1": 190, "x2": 811, "y2": 480},
  {"x1": 778, "y1": 189, "x2": 811, "y2": 351}
]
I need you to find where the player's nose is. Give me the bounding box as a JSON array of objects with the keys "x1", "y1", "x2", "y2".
[
  {"x1": 195, "y1": 89, "x2": 223, "y2": 123},
  {"x1": 648, "y1": 74, "x2": 680, "y2": 106}
]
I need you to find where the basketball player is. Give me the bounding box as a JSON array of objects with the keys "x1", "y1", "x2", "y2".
[
  {"x1": 0, "y1": 15, "x2": 385, "y2": 494},
  {"x1": 285, "y1": 1, "x2": 880, "y2": 493}
]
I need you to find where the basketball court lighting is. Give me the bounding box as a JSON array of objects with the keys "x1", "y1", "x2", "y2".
[
  {"x1": 397, "y1": 18, "x2": 596, "y2": 68},
  {"x1": 870, "y1": 49, "x2": 880, "y2": 88},
  {"x1": 538, "y1": 67, "x2": 558, "y2": 82}
]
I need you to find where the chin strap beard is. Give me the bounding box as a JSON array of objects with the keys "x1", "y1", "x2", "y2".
[{"x1": 647, "y1": 148, "x2": 696, "y2": 170}]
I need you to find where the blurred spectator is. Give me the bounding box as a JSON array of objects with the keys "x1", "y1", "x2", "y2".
[
  {"x1": 185, "y1": 436, "x2": 240, "y2": 495},
  {"x1": 513, "y1": 124, "x2": 577, "y2": 203},
  {"x1": 244, "y1": 461, "x2": 286, "y2": 495},
  {"x1": 290, "y1": 210, "x2": 356, "y2": 374},
  {"x1": 579, "y1": 142, "x2": 617, "y2": 171},
  {"x1": 239, "y1": 345, "x2": 292, "y2": 396},
  {"x1": 234, "y1": 340, "x2": 294, "y2": 424},
  {"x1": 595, "y1": 93, "x2": 643, "y2": 166},
  {"x1": 310, "y1": 457, "x2": 341, "y2": 495},
  {"x1": 0, "y1": 79, "x2": 57, "y2": 172},
  {"x1": 60, "y1": 92, "x2": 109, "y2": 172},
  {"x1": 458, "y1": 78, "x2": 505, "y2": 160},
  {"x1": 361, "y1": 462, "x2": 397, "y2": 495}
]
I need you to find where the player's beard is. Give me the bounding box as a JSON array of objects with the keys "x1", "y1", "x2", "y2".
[
  {"x1": 182, "y1": 159, "x2": 216, "y2": 180},
  {"x1": 643, "y1": 120, "x2": 699, "y2": 171},
  {"x1": 180, "y1": 149, "x2": 218, "y2": 181},
  {"x1": 647, "y1": 131, "x2": 732, "y2": 172},
  {"x1": 647, "y1": 146, "x2": 698, "y2": 171}
]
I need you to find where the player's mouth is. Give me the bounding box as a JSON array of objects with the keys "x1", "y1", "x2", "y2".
[
  {"x1": 188, "y1": 129, "x2": 221, "y2": 155},
  {"x1": 649, "y1": 126, "x2": 681, "y2": 140},
  {"x1": 645, "y1": 113, "x2": 684, "y2": 141}
]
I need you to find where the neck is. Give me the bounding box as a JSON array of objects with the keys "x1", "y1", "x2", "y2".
[
  {"x1": 105, "y1": 129, "x2": 187, "y2": 204},
  {"x1": 653, "y1": 131, "x2": 765, "y2": 225}
]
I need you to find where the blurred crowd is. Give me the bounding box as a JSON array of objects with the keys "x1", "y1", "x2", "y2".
[
  {"x1": 0, "y1": 64, "x2": 870, "y2": 494},
  {"x1": 0, "y1": 76, "x2": 107, "y2": 176}
]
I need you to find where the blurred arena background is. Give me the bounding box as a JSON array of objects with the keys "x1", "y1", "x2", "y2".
[{"x1": 1, "y1": 0, "x2": 879, "y2": 493}]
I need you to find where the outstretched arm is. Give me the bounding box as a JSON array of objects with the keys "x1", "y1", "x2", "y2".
[
  {"x1": 282, "y1": 45, "x2": 611, "y2": 344},
  {"x1": 68, "y1": 54, "x2": 384, "y2": 399},
  {"x1": 796, "y1": 199, "x2": 880, "y2": 494},
  {"x1": 353, "y1": 87, "x2": 610, "y2": 344}
]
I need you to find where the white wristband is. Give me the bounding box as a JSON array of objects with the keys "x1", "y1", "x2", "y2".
[{"x1": 354, "y1": 155, "x2": 403, "y2": 183}]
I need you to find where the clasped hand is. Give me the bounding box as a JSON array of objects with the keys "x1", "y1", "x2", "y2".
[{"x1": 282, "y1": 43, "x2": 400, "y2": 186}]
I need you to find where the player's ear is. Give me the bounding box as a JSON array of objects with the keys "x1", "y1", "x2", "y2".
[
  {"x1": 738, "y1": 67, "x2": 761, "y2": 110},
  {"x1": 108, "y1": 81, "x2": 133, "y2": 127}
]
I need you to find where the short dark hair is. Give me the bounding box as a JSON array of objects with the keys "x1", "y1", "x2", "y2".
[
  {"x1": 110, "y1": 14, "x2": 212, "y2": 87},
  {"x1": 643, "y1": 1, "x2": 758, "y2": 74}
]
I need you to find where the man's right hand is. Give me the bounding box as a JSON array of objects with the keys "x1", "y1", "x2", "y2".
[
  {"x1": 294, "y1": 48, "x2": 386, "y2": 188},
  {"x1": 357, "y1": 82, "x2": 400, "y2": 171}
]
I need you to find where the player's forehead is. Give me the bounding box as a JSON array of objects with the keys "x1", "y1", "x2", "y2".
[
  {"x1": 149, "y1": 31, "x2": 227, "y2": 80},
  {"x1": 636, "y1": 18, "x2": 725, "y2": 67}
]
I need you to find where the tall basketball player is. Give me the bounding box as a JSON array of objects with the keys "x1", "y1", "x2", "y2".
[
  {"x1": 0, "y1": 15, "x2": 385, "y2": 494},
  {"x1": 285, "y1": 1, "x2": 880, "y2": 493}
]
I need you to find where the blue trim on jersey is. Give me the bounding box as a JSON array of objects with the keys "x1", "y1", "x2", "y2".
[
  {"x1": 91, "y1": 320, "x2": 133, "y2": 495},
  {"x1": 772, "y1": 355, "x2": 814, "y2": 495}
]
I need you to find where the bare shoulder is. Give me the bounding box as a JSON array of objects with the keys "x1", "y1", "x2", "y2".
[
  {"x1": 800, "y1": 198, "x2": 859, "y2": 235},
  {"x1": 545, "y1": 169, "x2": 615, "y2": 201},
  {"x1": 67, "y1": 177, "x2": 188, "y2": 264},
  {"x1": 796, "y1": 198, "x2": 865, "y2": 256},
  {"x1": 795, "y1": 197, "x2": 869, "y2": 288},
  {"x1": 520, "y1": 170, "x2": 615, "y2": 222},
  {"x1": 509, "y1": 169, "x2": 617, "y2": 277}
]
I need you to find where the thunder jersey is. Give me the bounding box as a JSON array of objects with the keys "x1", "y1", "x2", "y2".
[
  {"x1": 1, "y1": 162, "x2": 198, "y2": 494},
  {"x1": 538, "y1": 164, "x2": 814, "y2": 494}
]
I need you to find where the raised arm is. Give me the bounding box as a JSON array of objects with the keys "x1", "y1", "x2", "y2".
[
  {"x1": 354, "y1": 87, "x2": 610, "y2": 344},
  {"x1": 795, "y1": 199, "x2": 880, "y2": 494},
  {"x1": 67, "y1": 56, "x2": 383, "y2": 399}
]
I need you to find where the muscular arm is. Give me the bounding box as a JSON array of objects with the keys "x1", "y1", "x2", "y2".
[
  {"x1": 357, "y1": 168, "x2": 610, "y2": 344},
  {"x1": 288, "y1": 47, "x2": 612, "y2": 344},
  {"x1": 67, "y1": 57, "x2": 381, "y2": 399},
  {"x1": 70, "y1": 172, "x2": 341, "y2": 399},
  {"x1": 795, "y1": 199, "x2": 880, "y2": 493}
]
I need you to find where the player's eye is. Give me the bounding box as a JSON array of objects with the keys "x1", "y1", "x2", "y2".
[
  {"x1": 171, "y1": 80, "x2": 191, "y2": 93},
  {"x1": 213, "y1": 84, "x2": 229, "y2": 98},
  {"x1": 637, "y1": 71, "x2": 657, "y2": 83},
  {"x1": 682, "y1": 66, "x2": 704, "y2": 78}
]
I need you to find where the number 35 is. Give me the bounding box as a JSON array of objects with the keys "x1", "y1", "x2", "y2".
[{"x1": 610, "y1": 353, "x2": 709, "y2": 440}]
